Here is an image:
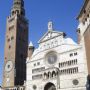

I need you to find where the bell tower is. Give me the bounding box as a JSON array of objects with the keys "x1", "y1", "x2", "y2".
[
  {"x1": 11, "y1": 0, "x2": 25, "y2": 16},
  {"x1": 2, "y1": 0, "x2": 28, "y2": 88}
]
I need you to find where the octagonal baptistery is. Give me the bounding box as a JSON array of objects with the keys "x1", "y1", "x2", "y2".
[{"x1": 26, "y1": 22, "x2": 87, "y2": 90}]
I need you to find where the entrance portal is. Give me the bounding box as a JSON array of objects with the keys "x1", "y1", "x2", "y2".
[{"x1": 44, "y1": 82, "x2": 56, "y2": 90}]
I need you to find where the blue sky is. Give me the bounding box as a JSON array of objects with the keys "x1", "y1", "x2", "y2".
[{"x1": 0, "y1": 0, "x2": 84, "y2": 86}]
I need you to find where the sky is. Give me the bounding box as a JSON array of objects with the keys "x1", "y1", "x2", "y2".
[{"x1": 0, "y1": 0, "x2": 84, "y2": 86}]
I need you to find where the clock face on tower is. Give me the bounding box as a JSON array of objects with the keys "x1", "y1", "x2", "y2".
[
  {"x1": 45, "y1": 51, "x2": 57, "y2": 66},
  {"x1": 5, "y1": 61, "x2": 13, "y2": 72}
]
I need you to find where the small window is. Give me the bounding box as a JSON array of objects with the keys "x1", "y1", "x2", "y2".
[
  {"x1": 60, "y1": 63, "x2": 62, "y2": 67},
  {"x1": 69, "y1": 61, "x2": 72, "y2": 65},
  {"x1": 21, "y1": 11, "x2": 24, "y2": 15},
  {"x1": 87, "y1": 14, "x2": 89, "y2": 17},
  {"x1": 70, "y1": 53, "x2": 73, "y2": 57},
  {"x1": 12, "y1": 11, "x2": 15, "y2": 15},
  {"x1": 21, "y1": 88, "x2": 23, "y2": 90},
  {"x1": 77, "y1": 28, "x2": 80, "y2": 33},
  {"x1": 68, "y1": 61, "x2": 70, "y2": 65},
  {"x1": 59, "y1": 63, "x2": 60, "y2": 68},
  {"x1": 74, "y1": 52, "x2": 77, "y2": 56},
  {"x1": 7, "y1": 38, "x2": 10, "y2": 42},
  {"x1": 78, "y1": 29, "x2": 80, "y2": 33},
  {"x1": 9, "y1": 45, "x2": 11, "y2": 49},
  {"x1": 84, "y1": 10, "x2": 86, "y2": 13},
  {"x1": 11, "y1": 36, "x2": 14, "y2": 40},
  {"x1": 34, "y1": 63, "x2": 36, "y2": 67},
  {"x1": 5, "y1": 57, "x2": 7, "y2": 59},
  {"x1": 71, "y1": 69, "x2": 73, "y2": 74},
  {"x1": 9, "y1": 25, "x2": 14, "y2": 31},
  {"x1": 37, "y1": 62, "x2": 40, "y2": 65}
]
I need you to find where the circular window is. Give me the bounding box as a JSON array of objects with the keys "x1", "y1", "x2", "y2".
[
  {"x1": 45, "y1": 51, "x2": 57, "y2": 66},
  {"x1": 73, "y1": 79, "x2": 79, "y2": 85},
  {"x1": 33, "y1": 85, "x2": 37, "y2": 90}
]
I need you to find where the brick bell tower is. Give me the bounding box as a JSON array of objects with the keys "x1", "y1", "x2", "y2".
[{"x1": 2, "y1": 0, "x2": 28, "y2": 88}]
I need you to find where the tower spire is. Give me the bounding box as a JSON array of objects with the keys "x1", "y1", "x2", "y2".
[{"x1": 11, "y1": 0, "x2": 25, "y2": 16}]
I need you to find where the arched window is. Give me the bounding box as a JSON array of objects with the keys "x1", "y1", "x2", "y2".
[
  {"x1": 44, "y1": 72, "x2": 47, "y2": 79},
  {"x1": 48, "y1": 72, "x2": 51, "y2": 78},
  {"x1": 12, "y1": 11, "x2": 15, "y2": 15},
  {"x1": 74, "y1": 60, "x2": 76, "y2": 64},
  {"x1": 52, "y1": 71, "x2": 56, "y2": 78},
  {"x1": 76, "y1": 67, "x2": 78, "y2": 73},
  {"x1": 61, "y1": 63, "x2": 63, "y2": 67},
  {"x1": 76, "y1": 59, "x2": 77, "y2": 64},
  {"x1": 71, "y1": 60, "x2": 73, "y2": 65},
  {"x1": 71, "y1": 69, "x2": 73, "y2": 74},
  {"x1": 70, "y1": 61, "x2": 72, "y2": 65},
  {"x1": 69, "y1": 69, "x2": 71, "y2": 74}
]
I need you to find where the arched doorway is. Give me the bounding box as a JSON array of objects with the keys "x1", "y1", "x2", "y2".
[{"x1": 44, "y1": 82, "x2": 56, "y2": 90}]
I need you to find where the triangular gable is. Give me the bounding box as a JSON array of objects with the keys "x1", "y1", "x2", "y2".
[{"x1": 38, "y1": 30, "x2": 65, "y2": 43}]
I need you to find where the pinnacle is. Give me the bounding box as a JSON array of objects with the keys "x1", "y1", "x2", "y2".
[
  {"x1": 48, "y1": 21, "x2": 53, "y2": 31},
  {"x1": 29, "y1": 41, "x2": 34, "y2": 47}
]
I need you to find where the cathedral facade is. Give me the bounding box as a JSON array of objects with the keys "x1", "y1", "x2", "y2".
[{"x1": 26, "y1": 21, "x2": 87, "y2": 90}]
